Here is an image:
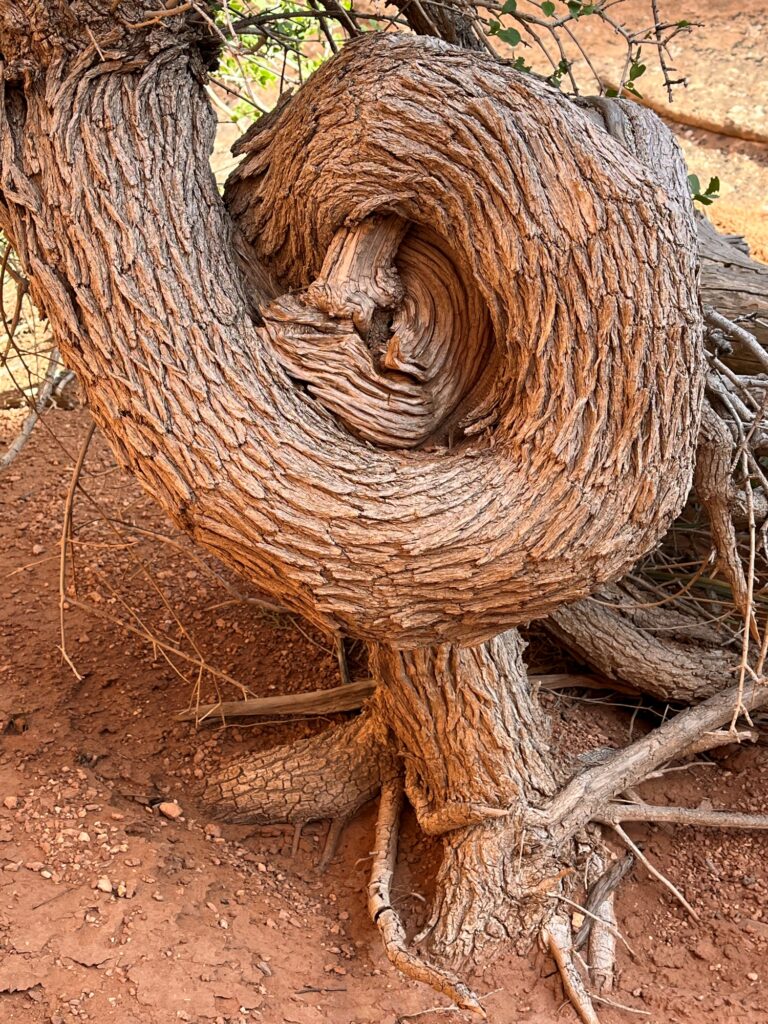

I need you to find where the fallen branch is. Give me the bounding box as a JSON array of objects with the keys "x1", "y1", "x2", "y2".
[
  {"x1": 177, "y1": 672, "x2": 610, "y2": 723},
  {"x1": 0, "y1": 346, "x2": 60, "y2": 471},
  {"x1": 177, "y1": 678, "x2": 376, "y2": 721},
  {"x1": 598, "y1": 802, "x2": 768, "y2": 830}
]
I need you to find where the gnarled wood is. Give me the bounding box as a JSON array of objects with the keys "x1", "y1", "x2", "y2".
[
  {"x1": 698, "y1": 215, "x2": 768, "y2": 359},
  {"x1": 372, "y1": 630, "x2": 568, "y2": 965},
  {"x1": 548, "y1": 582, "x2": 736, "y2": 703},
  {"x1": 204, "y1": 699, "x2": 395, "y2": 825},
  {"x1": 0, "y1": 5, "x2": 730, "y2": 1017},
  {"x1": 0, "y1": 14, "x2": 702, "y2": 648}
]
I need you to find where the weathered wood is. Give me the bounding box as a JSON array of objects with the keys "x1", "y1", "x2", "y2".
[
  {"x1": 698, "y1": 215, "x2": 768, "y2": 358},
  {"x1": 0, "y1": 14, "x2": 702, "y2": 648},
  {"x1": 176, "y1": 678, "x2": 377, "y2": 722},
  {"x1": 548, "y1": 583, "x2": 737, "y2": 704},
  {"x1": 0, "y1": 6, "x2": 728, "y2": 1010},
  {"x1": 204, "y1": 695, "x2": 396, "y2": 825},
  {"x1": 372, "y1": 630, "x2": 566, "y2": 964}
]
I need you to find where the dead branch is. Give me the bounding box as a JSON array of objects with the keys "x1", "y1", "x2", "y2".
[
  {"x1": 176, "y1": 678, "x2": 377, "y2": 722},
  {"x1": 543, "y1": 676, "x2": 768, "y2": 840},
  {"x1": 544, "y1": 915, "x2": 599, "y2": 1024},
  {"x1": 0, "y1": 346, "x2": 60, "y2": 471},
  {"x1": 598, "y1": 803, "x2": 768, "y2": 830},
  {"x1": 705, "y1": 308, "x2": 768, "y2": 376},
  {"x1": 607, "y1": 822, "x2": 700, "y2": 920},
  {"x1": 573, "y1": 854, "x2": 634, "y2": 952}
]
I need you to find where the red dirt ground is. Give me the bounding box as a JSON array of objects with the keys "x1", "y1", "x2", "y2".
[{"x1": 3, "y1": 4, "x2": 768, "y2": 1022}]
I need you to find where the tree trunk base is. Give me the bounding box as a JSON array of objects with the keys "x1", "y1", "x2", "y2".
[
  {"x1": 424, "y1": 817, "x2": 572, "y2": 966},
  {"x1": 204, "y1": 630, "x2": 768, "y2": 1019}
]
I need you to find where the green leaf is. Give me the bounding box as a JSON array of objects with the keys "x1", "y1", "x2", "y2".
[
  {"x1": 541, "y1": 1, "x2": 555, "y2": 13},
  {"x1": 677, "y1": 19, "x2": 690, "y2": 27},
  {"x1": 496, "y1": 26, "x2": 522, "y2": 45},
  {"x1": 629, "y1": 62, "x2": 646, "y2": 81},
  {"x1": 706, "y1": 176, "x2": 720, "y2": 195},
  {"x1": 605, "y1": 87, "x2": 619, "y2": 98},
  {"x1": 501, "y1": 0, "x2": 517, "y2": 11},
  {"x1": 687, "y1": 174, "x2": 701, "y2": 195},
  {"x1": 489, "y1": 19, "x2": 500, "y2": 32}
]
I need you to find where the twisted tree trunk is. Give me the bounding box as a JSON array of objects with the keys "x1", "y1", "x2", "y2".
[{"x1": 0, "y1": 3, "x2": 728, "y2": 1017}]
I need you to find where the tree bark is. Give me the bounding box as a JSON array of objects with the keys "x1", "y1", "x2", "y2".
[
  {"x1": 548, "y1": 584, "x2": 737, "y2": 703},
  {"x1": 0, "y1": 5, "x2": 723, "y2": 1011},
  {"x1": 0, "y1": 14, "x2": 702, "y2": 651},
  {"x1": 697, "y1": 214, "x2": 768, "y2": 359},
  {"x1": 204, "y1": 699, "x2": 396, "y2": 825},
  {"x1": 371, "y1": 631, "x2": 567, "y2": 965}
]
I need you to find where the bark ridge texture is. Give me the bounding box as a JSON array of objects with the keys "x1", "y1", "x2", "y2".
[{"x1": 0, "y1": 24, "x2": 702, "y2": 647}]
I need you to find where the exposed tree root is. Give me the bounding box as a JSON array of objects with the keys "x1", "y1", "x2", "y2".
[
  {"x1": 368, "y1": 778, "x2": 486, "y2": 1018},
  {"x1": 545, "y1": 915, "x2": 600, "y2": 1024},
  {"x1": 588, "y1": 891, "x2": 617, "y2": 996},
  {"x1": 204, "y1": 698, "x2": 396, "y2": 825},
  {"x1": 207, "y1": 645, "x2": 767, "y2": 1020},
  {"x1": 542, "y1": 675, "x2": 768, "y2": 842},
  {"x1": 573, "y1": 854, "x2": 634, "y2": 952}
]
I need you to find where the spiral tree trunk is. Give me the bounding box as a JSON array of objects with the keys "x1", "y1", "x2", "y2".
[{"x1": 6, "y1": 3, "x2": 767, "y2": 1018}]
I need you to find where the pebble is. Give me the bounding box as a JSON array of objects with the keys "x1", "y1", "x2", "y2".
[
  {"x1": 95, "y1": 876, "x2": 113, "y2": 893},
  {"x1": 204, "y1": 824, "x2": 222, "y2": 839},
  {"x1": 748, "y1": 972, "x2": 759, "y2": 981},
  {"x1": 158, "y1": 801, "x2": 182, "y2": 820},
  {"x1": 3, "y1": 796, "x2": 18, "y2": 810}
]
